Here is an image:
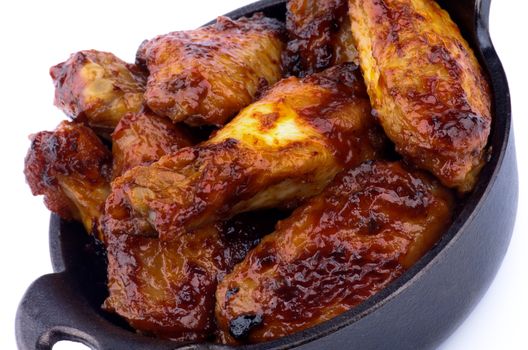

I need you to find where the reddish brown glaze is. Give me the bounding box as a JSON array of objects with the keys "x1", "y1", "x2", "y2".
[
  {"x1": 138, "y1": 14, "x2": 284, "y2": 126},
  {"x1": 215, "y1": 161, "x2": 453, "y2": 343},
  {"x1": 283, "y1": 0, "x2": 357, "y2": 77},
  {"x1": 24, "y1": 121, "x2": 111, "y2": 237},
  {"x1": 111, "y1": 109, "x2": 195, "y2": 178},
  {"x1": 103, "y1": 209, "x2": 285, "y2": 341},
  {"x1": 349, "y1": 0, "x2": 491, "y2": 192},
  {"x1": 50, "y1": 50, "x2": 146, "y2": 136},
  {"x1": 101, "y1": 64, "x2": 381, "y2": 241}
]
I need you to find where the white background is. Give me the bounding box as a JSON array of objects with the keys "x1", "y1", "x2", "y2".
[{"x1": 0, "y1": 0, "x2": 526, "y2": 349}]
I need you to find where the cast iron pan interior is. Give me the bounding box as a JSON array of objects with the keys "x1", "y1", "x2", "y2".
[{"x1": 15, "y1": 0, "x2": 517, "y2": 349}]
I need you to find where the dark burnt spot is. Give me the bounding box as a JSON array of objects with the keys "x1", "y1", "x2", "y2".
[
  {"x1": 225, "y1": 287, "x2": 239, "y2": 302},
  {"x1": 259, "y1": 112, "x2": 279, "y2": 131},
  {"x1": 304, "y1": 62, "x2": 364, "y2": 96},
  {"x1": 229, "y1": 313, "x2": 263, "y2": 340},
  {"x1": 428, "y1": 45, "x2": 462, "y2": 80},
  {"x1": 429, "y1": 111, "x2": 488, "y2": 147},
  {"x1": 254, "y1": 77, "x2": 270, "y2": 101},
  {"x1": 177, "y1": 261, "x2": 215, "y2": 308},
  {"x1": 283, "y1": 0, "x2": 349, "y2": 77},
  {"x1": 135, "y1": 39, "x2": 149, "y2": 68},
  {"x1": 428, "y1": 45, "x2": 451, "y2": 64},
  {"x1": 255, "y1": 252, "x2": 277, "y2": 271},
  {"x1": 367, "y1": 215, "x2": 382, "y2": 235},
  {"x1": 219, "y1": 209, "x2": 288, "y2": 268},
  {"x1": 166, "y1": 69, "x2": 207, "y2": 96}
]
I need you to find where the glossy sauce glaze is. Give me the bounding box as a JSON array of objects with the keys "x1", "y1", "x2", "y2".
[
  {"x1": 24, "y1": 121, "x2": 111, "y2": 237},
  {"x1": 111, "y1": 109, "x2": 195, "y2": 178},
  {"x1": 215, "y1": 161, "x2": 453, "y2": 343},
  {"x1": 20, "y1": 2, "x2": 492, "y2": 345},
  {"x1": 101, "y1": 63, "x2": 382, "y2": 241},
  {"x1": 103, "y1": 209, "x2": 288, "y2": 341},
  {"x1": 137, "y1": 13, "x2": 284, "y2": 126},
  {"x1": 283, "y1": 0, "x2": 358, "y2": 77},
  {"x1": 50, "y1": 50, "x2": 146, "y2": 136},
  {"x1": 349, "y1": 0, "x2": 491, "y2": 192}
]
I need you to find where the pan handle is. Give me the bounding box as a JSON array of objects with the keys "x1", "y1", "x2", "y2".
[
  {"x1": 16, "y1": 273, "x2": 101, "y2": 350},
  {"x1": 15, "y1": 272, "x2": 193, "y2": 350}
]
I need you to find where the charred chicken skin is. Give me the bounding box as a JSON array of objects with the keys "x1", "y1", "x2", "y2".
[
  {"x1": 104, "y1": 226, "x2": 227, "y2": 341},
  {"x1": 50, "y1": 50, "x2": 146, "y2": 136},
  {"x1": 111, "y1": 109, "x2": 195, "y2": 178},
  {"x1": 24, "y1": 121, "x2": 112, "y2": 237},
  {"x1": 103, "y1": 210, "x2": 286, "y2": 341},
  {"x1": 216, "y1": 161, "x2": 453, "y2": 343},
  {"x1": 102, "y1": 63, "x2": 381, "y2": 241},
  {"x1": 349, "y1": 0, "x2": 491, "y2": 192},
  {"x1": 283, "y1": 0, "x2": 358, "y2": 77},
  {"x1": 137, "y1": 14, "x2": 284, "y2": 126},
  {"x1": 23, "y1": 1, "x2": 493, "y2": 345}
]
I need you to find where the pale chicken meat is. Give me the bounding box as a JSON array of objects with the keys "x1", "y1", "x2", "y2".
[
  {"x1": 348, "y1": 0, "x2": 491, "y2": 192},
  {"x1": 215, "y1": 161, "x2": 454, "y2": 343},
  {"x1": 137, "y1": 14, "x2": 284, "y2": 126},
  {"x1": 24, "y1": 121, "x2": 112, "y2": 238},
  {"x1": 102, "y1": 63, "x2": 382, "y2": 241},
  {"x1": 50, "y1": 50, "x2": 146, "y2": 136}
]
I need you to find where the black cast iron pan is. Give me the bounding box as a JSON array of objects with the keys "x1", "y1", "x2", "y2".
[{"x1": 15, "y1": 0, "x2": 517, "y2": 349}]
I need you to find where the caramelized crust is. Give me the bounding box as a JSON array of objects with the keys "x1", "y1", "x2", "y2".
[
  {"x1": 50, "y1": 50, "x2": 146, "y2": 136},
  {"x1": 349, "y1": 0, "x2": 491, "y2": 192},
  {"x1": 24, "y1": 121, "x2": 111, "y2": 236},
  {"x1": 215, "y1": 161, "x2": 453, "y2": 343},
  {"x1": 104, "y1": 226, "x2": 224, "y2": 341},
  {"x1": 111, "y1": 110, "x2": 195, "y2": 178},
  {"x1": 283, "y1": 0, "x2": 358, "y2": 77},
  {"x1": 138, "y1": 14, "x2": 284, "y2": 126},
  {"x1": 102, "y1": 64, "x2": 380, "y2": 240},
  {"x1": 103, "y1": 210, "x2": 285, "y2": 341}
]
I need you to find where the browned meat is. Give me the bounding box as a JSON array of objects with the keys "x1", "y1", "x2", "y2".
[
  {"x1": 283, "y1": 0, "x2": 358, "y2": 77},
  {"x1": 101, "y1": 63, "x2": 381, "y2": 241},
  {"x1": 103, "y1": 210, "x2": 286, "y2": 341},
  {"x1": 24, "y1": 121, "x2": 111, "y2": 237},
  {"x1": 349, "y1": 0, "x2": 491, "y2": 192},
  {"x1": 111, "y1": 110, "x2": 194, "y2": 178},
  {"x1": 216, "y1": 161, "x2": 453, "y2": 343},
  {"x1": 50, "y1": 50, "x2": 146, "y2": 137},
  {"x1": 138, "y1": 14, "x2": 284, "y2": 126}
]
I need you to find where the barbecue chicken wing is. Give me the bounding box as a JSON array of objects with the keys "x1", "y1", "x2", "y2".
[
  {"x1": 137, "y1": 14, "x2": 284, "y2": 126},
  {"x1": 283, "y1": 0, "x2": 358, "y2": 77},
  {"x1": 216, "y1": 161, "x2": 453, "y2": 343},
  {"x1": 102, "y1": 63, "x2": 381, "y2": 241},
  {"x1": 111, "y1": 110, "x2": 195, "y2": 178},
  {"x1": 24, "y1": 121, "x2": 112, "y2": 237},
  {"x1": 103, "y1": 210, "x2": 286, "y2": 341},
  {"x1": 50, "y1": 50, "x2": 146, "y2": 136},
  {"x1": 349, "y1": 0, "x2": 491, "y2": 192}
]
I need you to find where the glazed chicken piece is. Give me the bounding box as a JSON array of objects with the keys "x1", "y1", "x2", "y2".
[
  {"x1": 137, "y1": 14, "x2": 284, "y2": 126},
  {"x1": 103, "y1": 210, "x2": 286, "y2": 341},
  {"x1": 283, "y1": 0, "x2": 358, "y2": 77},
  {"x1": 102, "y1": 63, "x2": 381, "y2": 241},
  {"x1": 111, "y1": 109, "x2": 195, "y2": 178},
  {"x1": 50, "y1": 50, "x2": 146, "y2": 136},
  {"x1": 349, "y1": 0, "x2": 491, "y2": 192},
  {"x1": 215, "y1": 161, "x2": 454, "y2": 343},
  {"x1": 24, "y1": 121, "x2": 112, "y2": 237}
]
